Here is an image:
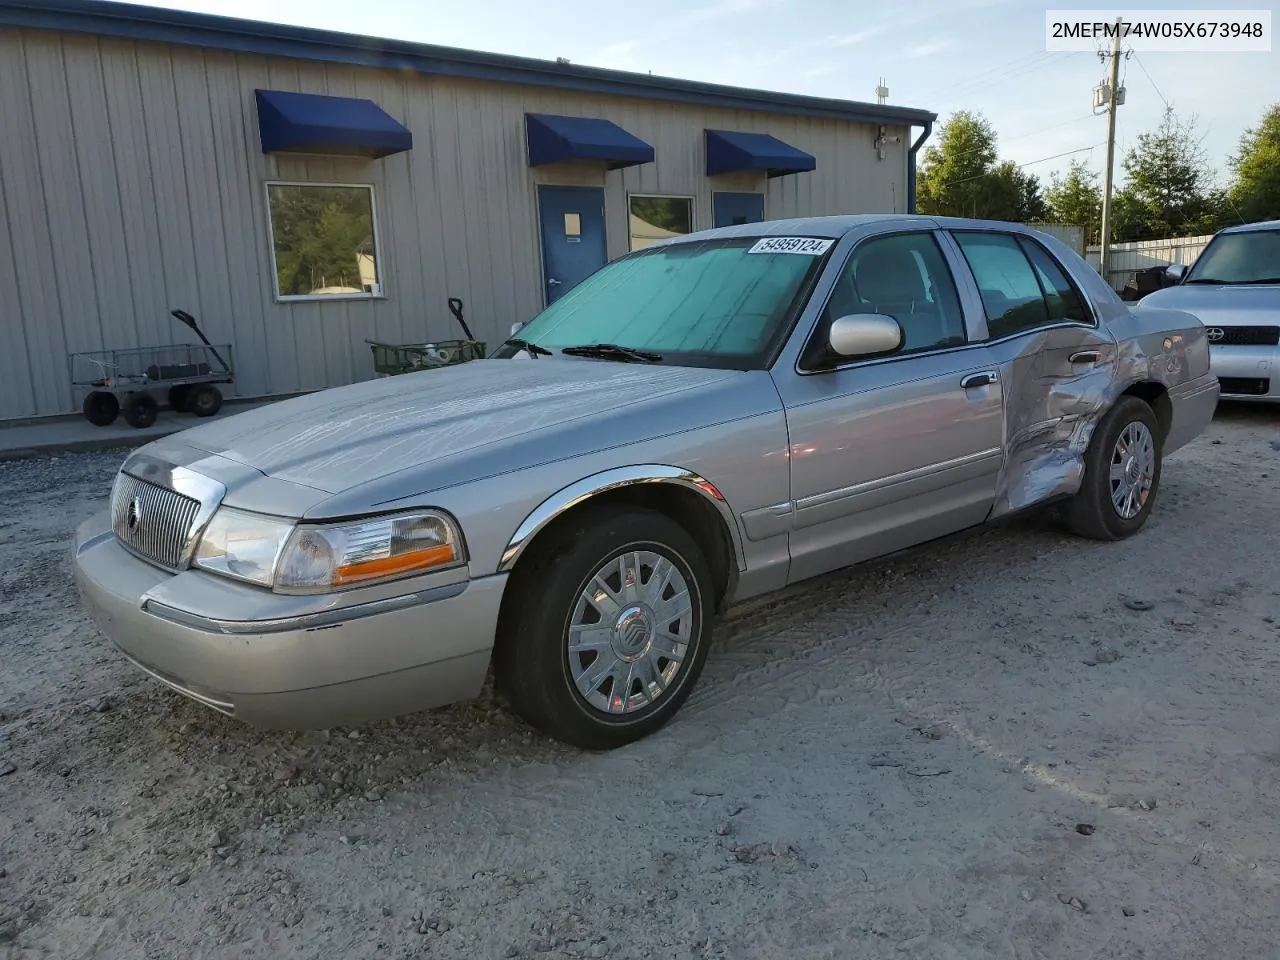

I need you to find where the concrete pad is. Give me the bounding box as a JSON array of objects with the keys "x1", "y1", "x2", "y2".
[{"x1": 0, "y1": 399, "x2": 280, "y2": 461}]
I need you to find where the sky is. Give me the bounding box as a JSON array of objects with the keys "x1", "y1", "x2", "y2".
[{"x1": 129, "y1": 0, "x2": 1276, "y2": 191}]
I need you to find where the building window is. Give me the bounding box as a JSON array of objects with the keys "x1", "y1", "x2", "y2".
[
  {"x1": 628, "y1": 195, "x2": 693, "y2": 250},
  {"x1": 266, "y1": 182, "x2": 383, "y2": 300}
]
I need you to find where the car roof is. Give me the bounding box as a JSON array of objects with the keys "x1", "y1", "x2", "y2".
[
  {"x1": 1217, "y1": 219, "x2": 1280, "y2": 235},
  {"x1": 653, "y1": 213, "x2": 1056, "y2": 246}
]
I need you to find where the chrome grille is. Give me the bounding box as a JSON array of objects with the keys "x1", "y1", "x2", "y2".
[{"x1": 111, "y1": 472, "x2": 201, "y2": 569}]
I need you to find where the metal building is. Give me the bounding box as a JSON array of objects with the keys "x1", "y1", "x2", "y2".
[{"x1": 0, "y1": 0, "x2": 936, "y2": 422}]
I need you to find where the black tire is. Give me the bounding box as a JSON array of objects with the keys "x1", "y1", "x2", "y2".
[
  {"x1": 82, "y1": 391, "x2": 119, "y2": 427},
  {"x1": 168, "y1": 385, "x2": 191, "y2": 412},
  {"x1": 122, "y1": 392, "x2": 159, "y2": 429},
  {"x1": 494, "y1": 505, "x2": 715, "y2": 750},
  {"x1": 1061, "y1": 395, "x2": 1163, "y2": 541},
  {"x1": 188, "y1": 384, "x2": 223, "y2": 417}
]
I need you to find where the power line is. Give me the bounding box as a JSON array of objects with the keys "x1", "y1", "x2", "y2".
[
  {"x1": 941, "y1": 49, "x2": 1051, "y2": 94},
  {"x1": 1130, "y1": 51, "x2": 1170, "y2": 109},
  {"x1": 936, "y1": 113, "x2": 1101, "y2": 166},
  {"x1": 931, "y1": 142, "x2": 1105, "y2": 190},
  {"x1": 944, "y1": 50, "x2": 1086, "y2": 99}
]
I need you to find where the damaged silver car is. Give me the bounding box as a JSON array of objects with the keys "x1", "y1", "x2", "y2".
[{"x1": 73, "y1": 215, "x2": 1219, "y2": 749}]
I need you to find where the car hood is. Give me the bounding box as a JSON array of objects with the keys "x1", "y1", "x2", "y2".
[
  {"x1": 1136, "y1": 283, "x2": 1280, "y2": 326},
  {"x1": 169, "y1": 358, "x2": 749, "y2": 495}
]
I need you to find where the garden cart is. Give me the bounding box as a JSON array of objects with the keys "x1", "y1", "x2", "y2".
[
  {"x1": 69, "y1": 309, "x2": 235, "y2": 429},
  {"x1": 366, "y1": 296, "x2": 486, "y2": 376}
]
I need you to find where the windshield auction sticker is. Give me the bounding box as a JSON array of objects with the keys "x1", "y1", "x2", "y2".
[{"x1": 747, "y1": 237, "x2": 835, "y2": 255}]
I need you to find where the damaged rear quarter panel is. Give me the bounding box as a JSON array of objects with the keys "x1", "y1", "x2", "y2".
[{"x1": 987, "y1": 234, "x2": 1209, "y2": 519}]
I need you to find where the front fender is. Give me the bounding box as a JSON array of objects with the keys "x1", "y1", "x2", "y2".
[{"x1": 496, "y1": 464, "x2": 747, "y2": 574}]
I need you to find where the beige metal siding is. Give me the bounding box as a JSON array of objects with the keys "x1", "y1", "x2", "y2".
[{"x1": 0, "y1": 28, "x2": 910, "y2": 421}]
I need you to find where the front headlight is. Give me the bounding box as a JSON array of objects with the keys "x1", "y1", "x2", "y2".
[
  {"x1": 193, "y1": 507, "x2": 295, "y2": 587},
  {"x1": 192, "y1": 508, "x2": 464, "y2": 593},
  {"x1": 276, "y1": 510, "x2": 463, "y2": 594}
]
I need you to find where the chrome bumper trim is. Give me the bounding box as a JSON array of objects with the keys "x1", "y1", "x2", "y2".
[{"x1": 141, "y1": 581, "x2": 468, "y2": 635}]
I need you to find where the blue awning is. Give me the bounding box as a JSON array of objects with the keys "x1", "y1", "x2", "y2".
[
  {"x1": 525, "y1": 113, "x2": 654, "y2": 170},
  {"x1": 705, "y1": 129, "x2": 816, "y2": 178},
  {"x1": 254, "y1": 89, "x2": 413, "y2": 159}
]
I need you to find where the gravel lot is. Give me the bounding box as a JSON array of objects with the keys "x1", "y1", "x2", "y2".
[{"x1": 1, "y1": 405, "x2": 1278, "y2": 960}]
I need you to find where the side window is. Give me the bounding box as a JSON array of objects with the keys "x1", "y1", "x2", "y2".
[
  {"x1": 804, "y1": 231, "x2": 967, "y2": 367},
  {"x1": 1016, "y1": 237, "x2": 1092, "y2": 324},
  {"x1": 952, "y1": 232, "x2": 1049, "y2": 338}
]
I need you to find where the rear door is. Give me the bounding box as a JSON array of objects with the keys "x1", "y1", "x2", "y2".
[{"x1": 944, "y1": 228, "x2": 1118, "y2": 515}]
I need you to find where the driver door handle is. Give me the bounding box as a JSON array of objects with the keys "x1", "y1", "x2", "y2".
[
  {"x1": 961, "y1": 371, "x2": 999, "y2": 389},
  {"x1": 547, "y1": 278, "x2": 562, "y2": 287},
  {"x1": 1070, "y1": 350, "x2": 1101, "y2": 364}
]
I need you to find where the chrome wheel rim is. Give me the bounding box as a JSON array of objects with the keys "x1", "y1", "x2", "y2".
[
  {"x1": 1109, "y1": 421, "x2": 1156, "y2": 520},
  {"x1": 567, "y1": 549, "x2": 694, "y2": 715}
]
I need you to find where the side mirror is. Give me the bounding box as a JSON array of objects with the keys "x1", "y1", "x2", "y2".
[
  {"x1": 510, "y1": 321, "x2": 526, "y2": 336},
  {"x1": 1164, "y1": 263, "x2": 1187, "y2": 284},
  {"x1": 828, "y1": 314, "x2": 903, "y2": 358}
]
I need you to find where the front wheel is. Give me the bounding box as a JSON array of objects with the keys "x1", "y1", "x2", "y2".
[
  {"x1": 1061, "y1": 395, "x2": 1163, "y2": 541},
  {"x1": 494, "y1": 505, "x2": 715, "y2": 750}
]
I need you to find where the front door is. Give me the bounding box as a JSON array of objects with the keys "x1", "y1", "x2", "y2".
[
  {"x1": 773, "y1": 229, "x2": 1005, "y2": 584},
  {"x1": 713, "y1": 192, "x2": 765, "y2": 228},
  {"x1": 537, "y1": 185, "x2": 607, "y2": 305}
]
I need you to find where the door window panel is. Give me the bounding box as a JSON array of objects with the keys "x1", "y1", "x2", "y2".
[
  {"x1": 1017, "y1": 237, "x2": 1091, "y2": 324},
  {"x1": 953, "y1": 232, "x2": 1051, "y2": 338},
  {"x1": 807, "y1": 232, "x2": 966, "y2": 366}
]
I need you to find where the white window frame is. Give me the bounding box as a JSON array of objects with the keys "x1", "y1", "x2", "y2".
[
  {"x1": 626, "y1": 192, "x2": 696, "y2": 251},
  {"x1": 264, "y1": 180, "x2": 386, "y2": 303}
]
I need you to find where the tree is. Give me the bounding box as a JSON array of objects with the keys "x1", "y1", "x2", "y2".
[
  {"x1": 915, "y1": 111, "x2": 1048, "y2": 222},
  {"x1": 1115, "y1": 107, "x2": 1218, "y2": 240},
  {"x1": 1045, "y1": 160, "x2": 1103, "y2": 243},
  {"x1": 1225, "y1": 103, "x2": 1280, "y2": 223},
  {"x1": 1012, "y1": 167, "x2": 1051, "y2": 222},
  {"x1": 917, "y1": 111, "x2": 995, "y2": 218}
]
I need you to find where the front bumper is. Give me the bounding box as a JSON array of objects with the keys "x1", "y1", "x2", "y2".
[
  {"x1": 1209, "y1": 343, "x2": 1279, "y2": 402},
  {"x1": 72, "y1": 511, "x2": 506, "y2": 728}
]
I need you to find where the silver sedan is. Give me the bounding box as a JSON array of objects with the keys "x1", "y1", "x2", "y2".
[{"x1": 73, "y1": 214, "x2": 1219, "y2": 749}]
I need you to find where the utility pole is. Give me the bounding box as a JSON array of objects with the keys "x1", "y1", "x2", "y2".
[{"x1": 1098, "y1": 16, "x2": 1125, "y2": 284}]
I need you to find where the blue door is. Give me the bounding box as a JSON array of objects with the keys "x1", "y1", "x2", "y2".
[
  {"x1": 537, "y1": 185, "x2": 607, "y2": 304},
  {"x1": 713, "y1": 192, "x2": 765, "y2": 228}
]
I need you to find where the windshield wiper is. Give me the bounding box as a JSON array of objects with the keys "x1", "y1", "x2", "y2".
[
  {"x1": 502, "y1": 337, "x2": 553, "y2": 357},
  {"x1": 559, "y1": 343, "x2": 664, "y2": 363}
]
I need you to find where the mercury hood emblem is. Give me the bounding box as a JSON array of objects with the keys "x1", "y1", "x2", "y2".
[{"x1": 126, "y1": 497, "x2": 142, "y2": 531}]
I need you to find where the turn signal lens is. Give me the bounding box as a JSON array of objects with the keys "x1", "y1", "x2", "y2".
[{"x1": 275, "y1": 510, "x2": 463, "y2": 593}]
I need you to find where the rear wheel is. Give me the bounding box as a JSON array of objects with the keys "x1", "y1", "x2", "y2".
[
  {"x1": 1062, "y1": 395, "x2": 1162, "y2": 540},
  {"x1": 82, "y1": 391, "x2": 119, "y2": 427},
  {"x1": 122, "y1": 392, "x2": 158, "y2": 429},
  {"x1": 188, "y1": 384, "x2": 223, "y2": 417},
  {"x1": 494, "y1": 505, "x2": 714, "y2": 749}
]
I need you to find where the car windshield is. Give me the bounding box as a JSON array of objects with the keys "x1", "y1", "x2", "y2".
[
  {"x1": 1183, "y1": 229, "x2": 1280, "y2": 284},
  {"x1": 494, "y1": 236, "x2": 834, "y2": 369}
]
